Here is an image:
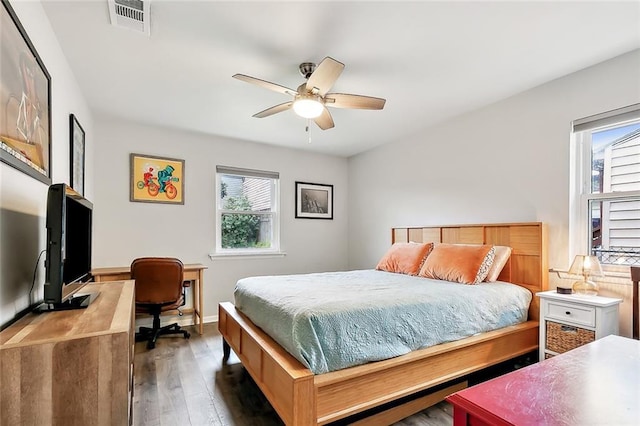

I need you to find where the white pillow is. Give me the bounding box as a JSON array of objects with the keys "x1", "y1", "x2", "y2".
[{"x1": 484, "y1": 246, "x2": 512, "y2": 282}]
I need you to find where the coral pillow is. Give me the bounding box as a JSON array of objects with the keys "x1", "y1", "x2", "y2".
[
  {"x1": 376, "y1": 242, "x2": 433, "y2": 276},
  {"x1": 484, "y1": 246, "x2": 512, "y2": 282},
  {"x1": 419, "y1": 243, "x2": 495, "y2": 284}
]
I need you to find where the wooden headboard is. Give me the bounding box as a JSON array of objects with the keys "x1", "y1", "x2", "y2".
[{"x1": 391, "y1": 222, "x2": 548, "y2": 321}]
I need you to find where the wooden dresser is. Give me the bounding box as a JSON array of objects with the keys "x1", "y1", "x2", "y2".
[{"x1": 0, "y1": 281, "x2": 135, "y2": 426}]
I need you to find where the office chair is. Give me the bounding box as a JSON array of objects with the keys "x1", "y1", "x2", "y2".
[
  {"x1": 632, "y1": 266, "x2": 640, "y2": 340},
  {"x1": 131, "y1": 257, "x2": 190, "y2": 349}
]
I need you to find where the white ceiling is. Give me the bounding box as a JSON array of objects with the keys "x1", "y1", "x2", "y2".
[{"x1": 41, "y1": 1, "x2": 640, "y2": 157}]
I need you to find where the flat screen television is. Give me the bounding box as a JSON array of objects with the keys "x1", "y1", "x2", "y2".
[{"x1": 36, "y1": 183, "x2": 96, "y2": 311}]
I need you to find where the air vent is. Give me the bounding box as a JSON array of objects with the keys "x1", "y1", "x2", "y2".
[{"x1": 108, "y1": 0, "x2": 150, "y2": 35}]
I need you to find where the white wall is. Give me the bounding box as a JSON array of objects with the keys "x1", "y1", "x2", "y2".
[
  {"x1": 348, "y1": 50, "x2": 640, "y2": 270},
  {"x1": 0, "y1": 1, "x2": 92, "y2": 327},
  {"x1": 347, "y1": 49, "x2": 640, "y2": 336},
  {"x1": 92, "y1": 116, "x2": 349, "y2": 321}
]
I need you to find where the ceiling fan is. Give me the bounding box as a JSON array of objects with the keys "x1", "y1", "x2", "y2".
[{"x1": 233, "y1": 57, "x2": 386, "y2": 130}]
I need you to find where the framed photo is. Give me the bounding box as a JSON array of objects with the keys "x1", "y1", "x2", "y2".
[
  {"x1": 295, "y1": 181, "x2": 333, "y2": 220},
  {"x1": 130, "y1": 153, "x2": 185, "y2": 204},
  {"x1": 0, "y1": 0, "x2": 51, "y2": 185},
  {"x1": 70, "y1": 114, "x2": 85, "y2": 195}
]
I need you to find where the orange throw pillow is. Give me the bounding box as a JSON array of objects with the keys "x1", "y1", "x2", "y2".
[
  {"x1": 376, "y1": 242, "x2": 433, "y2": 276},
  {"x1": 419, "y1": 243, "x2": 495, "y2": 284}
]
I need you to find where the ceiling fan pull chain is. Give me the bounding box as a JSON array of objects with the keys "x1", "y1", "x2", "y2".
[{"x1": 306, "y1": 119, "x2": 312, "y2": 144}]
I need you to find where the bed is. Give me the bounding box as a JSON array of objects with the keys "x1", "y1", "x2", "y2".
[{"x1": 218, "y1": 222, "x2": 548, "y2": 425}]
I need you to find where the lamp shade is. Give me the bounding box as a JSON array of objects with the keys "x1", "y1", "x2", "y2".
[
  {"x1": 569, "y1": 255, "x2": 603, "y2": 295},
  {"x1": 568, "y1": 255, "x2": 604, "y2": 277}
]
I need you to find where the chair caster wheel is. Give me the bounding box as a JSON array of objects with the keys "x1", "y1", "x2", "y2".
[
  {"x1": 147, "y1": 341, "x2": 155, "y2": 350},
  {"x1": 185, "y1": 332, "x2": 191, "y2": 339}
]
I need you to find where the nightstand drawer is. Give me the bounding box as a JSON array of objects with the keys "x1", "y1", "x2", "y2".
[
  {"x1": 546, "y1": 302, "x2": 595, "y2": 327},
  {"x1": 546, "y1": 321, "x2": 595, "y2": 353}
]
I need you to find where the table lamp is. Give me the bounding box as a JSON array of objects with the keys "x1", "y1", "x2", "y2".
[{"x1": 568, "y1": 255, "x2": 604, "y2": 295}]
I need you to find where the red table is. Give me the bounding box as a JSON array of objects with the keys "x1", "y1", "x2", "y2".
[{"x1": 446, "y1": 335, "x2": 640, "y2": 425}]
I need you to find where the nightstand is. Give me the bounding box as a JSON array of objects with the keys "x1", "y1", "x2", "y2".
[{"x1": 537, "y1": 290, "x2": 622, "y2": 361}]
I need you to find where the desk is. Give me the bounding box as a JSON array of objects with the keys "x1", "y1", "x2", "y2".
[
  {"x1": 92, "y1": 263, "x2": 207, "y2": 335},
  {"x1": 446, "y1": 335, "x2": 640, "y2": 425}
]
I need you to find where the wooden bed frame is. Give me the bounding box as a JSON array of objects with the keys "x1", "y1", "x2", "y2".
[{"x1": 218, "y1": 222, "x2": 548, "y2": 425}]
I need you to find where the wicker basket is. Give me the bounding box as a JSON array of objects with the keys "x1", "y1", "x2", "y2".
[
  {"x1": 544, "y1": 353, "x2": 554, "y2": 360},
  {"x1": 546, "y1": 321, "x2": 595, "y2": 353}
]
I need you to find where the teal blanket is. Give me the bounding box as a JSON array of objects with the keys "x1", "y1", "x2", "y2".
[{"x1": 234, "y1": 270, "x2": 531, "y2": 374}]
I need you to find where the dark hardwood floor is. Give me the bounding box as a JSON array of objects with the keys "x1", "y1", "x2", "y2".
[{"x1": 133, "y1": 323, "x2": 453, "y2": 426}]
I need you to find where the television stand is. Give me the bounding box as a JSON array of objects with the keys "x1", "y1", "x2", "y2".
[
  {"x1": 34, "y1": 292, "x2": 98, "y2": 312},
  {"x1": 0, "y1": 282, "x2": 134, "y2": 425}
]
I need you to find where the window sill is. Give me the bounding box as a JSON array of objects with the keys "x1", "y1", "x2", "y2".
[{"x1": 208, "y1": 251, "x2": 287, "y2": 260}]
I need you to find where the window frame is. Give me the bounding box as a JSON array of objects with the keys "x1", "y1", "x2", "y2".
[
  {"x1": 213, "y1": 166, "x2": 282, "y2": 257},
  {"x1": 569, "y1": 104, "x2": 640, "y2": 271}
]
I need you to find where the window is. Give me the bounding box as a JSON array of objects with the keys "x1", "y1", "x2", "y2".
[
  {"x1": 215, "y1": 166, "x2": 280, "y2": 254},
  {"x1": 570, "y1": 104, "x2": 640, "y2": 268}
]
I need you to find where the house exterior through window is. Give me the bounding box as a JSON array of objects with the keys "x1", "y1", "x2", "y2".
[
  {"x1": 215, "y1": 166, "x2": 280, "y2": 254},
  {"x1": 570, "y1": 104, "x2": 640, "y2": 268}
]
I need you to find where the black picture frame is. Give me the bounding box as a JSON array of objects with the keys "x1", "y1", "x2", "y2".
[
  {"x1": 0, "y1": 0, "x2": 52, "y2": 185},
  {"x1": 70, "y1": 114, "x2": 85, "y2": 195},
  {"x1": 295, "y1": 181, "x2": 333, "y2": 220}
]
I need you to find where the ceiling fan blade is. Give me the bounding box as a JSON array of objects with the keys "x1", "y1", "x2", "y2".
[
  {"x1": 253, "y1": 101, "x2": 293, "y2": 118},
  {"x1": 233, "y1": 74, "x2": 297, "y2": 96},
  {"x1": 306, "y1": 57, "x2": 344, "y2": 96},
  {"x1": 313, "y1": 106, "x2": 335, "y2": 130},
  {"x1": 324, "y1": 93, "x2": 386, "y2": 110}
]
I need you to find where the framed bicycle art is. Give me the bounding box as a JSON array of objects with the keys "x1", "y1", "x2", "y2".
[
  {"x1": 130, "y1": 153, "x2": 184, "y2": 204},
  {"x1": 0, "y1": 0, "x2": 52, "y2": 185}
]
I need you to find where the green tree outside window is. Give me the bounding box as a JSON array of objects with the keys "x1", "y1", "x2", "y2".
[{"x1": 221, "y1": 196, "x2": 261, "y2": 248}]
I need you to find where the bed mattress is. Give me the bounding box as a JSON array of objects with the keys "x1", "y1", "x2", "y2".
[{"x1": 234, "y1": 269, "x2": 532, "y2": 374}]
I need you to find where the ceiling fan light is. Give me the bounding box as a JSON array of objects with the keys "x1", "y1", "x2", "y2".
[{"x1": 293, "y1": 98, "x2": 323, "y2": 118}]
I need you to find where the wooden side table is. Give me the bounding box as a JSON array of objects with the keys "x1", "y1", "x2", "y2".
[{"x1": 536, "y1": 290, "x2": 621, "y2": 361}]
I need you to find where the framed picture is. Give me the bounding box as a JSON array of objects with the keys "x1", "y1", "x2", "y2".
[
  {"x1": 70, "y1": 114, "x2": 85, "y2": 195},
  {"x1": 130, "y1": 153, "x2": 185, "y2": 204},
  {"x1": 295, "y1": 181, "x2": 333, "y2": 220},
  {"x1": 0, "y1": 0, "x2": 51, "y2": 185}
]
